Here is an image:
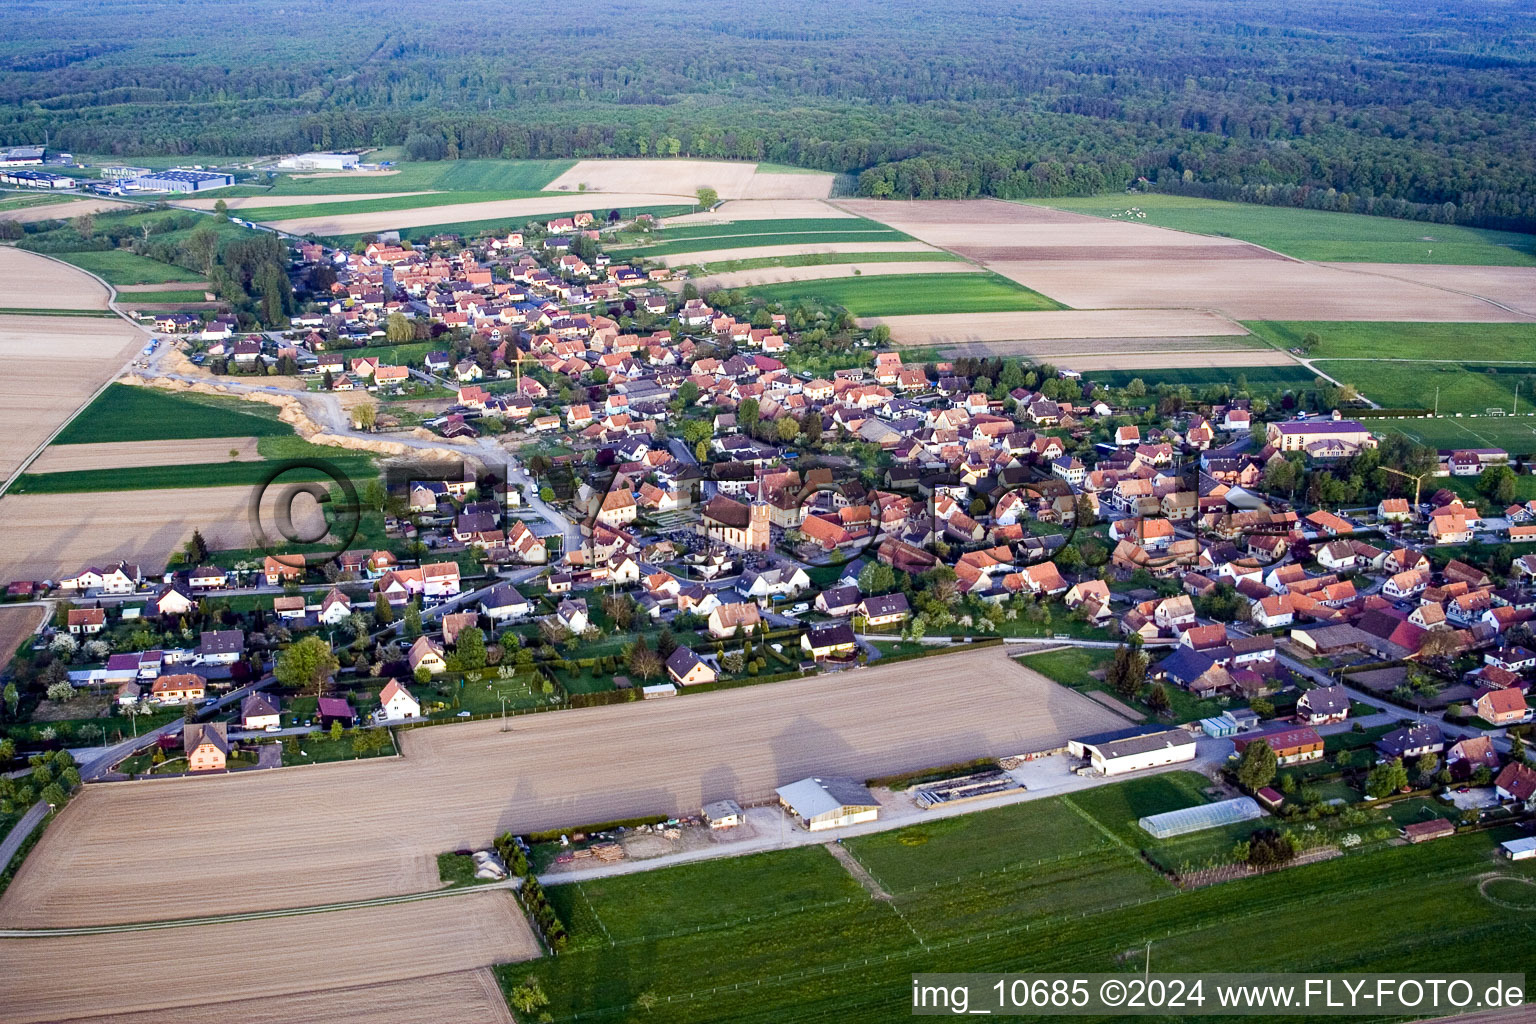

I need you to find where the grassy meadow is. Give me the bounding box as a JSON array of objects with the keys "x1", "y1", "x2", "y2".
[
  {"x1": 52, "y1": 249, "x2": 206, "y2": 286},
  {"x1": 1026, "y1": 194, "x2": 1536, "y2": 266},
  {"x1": 609, "y1": 217, "x2": 908, "y2": 257},
  {"x1": 688, "y1": 250, "x2": 964, "y2": 275},
  {"x1": 1247, "y1": 321, "x2": 1536, "y2": 363},
  {"x1": 747, "y1": 271, "x2": 1063, "y2": 315},
  {"x1": 503, "y1": 772, "x2": 1534, "y2": 1024},
  {"x1": 52, "y1": 384, "x2": 292, "y2": 444}
]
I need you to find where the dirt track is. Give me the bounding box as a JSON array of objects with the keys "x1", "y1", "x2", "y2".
[
  {"x1": 864, "y1": 309, "x2": 1250, "y2": 345},
  {"x1": 0, "y1": 647, "x2": 1122, "y2": 927},
  {"x1": 0, "y1": 248, "x2": 111, "y2": 310},
  {"x1": 0, "y1": 892, "x2": 535, "y2": 1024},
  {"x1": 0, "y1": 605, "x2": 44, "y2": 671},
  {"x1": 684, "y1": 260, "x2": 977, "y2": 291},
  {"x1": 0, "y1": 484, "x2": 329, "y2": 582},
  {"x1": 30, "y1": 437, "x2": 263, "y2": 473}
]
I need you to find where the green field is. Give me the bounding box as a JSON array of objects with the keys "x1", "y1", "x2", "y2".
[
  {"x1": 53, "y1": 250, "x2": 206, "y2": 286},
  {"x1": 1085, "y1": 365, "x2": 1318, "y2": 393},
  {"x1": 115, "y1": 289, "x2": 212, "y2": 304},
  {"x1": 0, "y1": 192, "x2": 84, "y2": 213},
  {"x1": 184, "y1": 159, "x2": 578, "y2": 199},
  {"x1": 1247, "y1": 321, "x2": 1536, "y2": 363},
  {"x1": 11, "y1": 456, "x2": 375, "y2": 495},
  {"x1": 689, "y1": 250, "x2": 964, "y2": 275},
  {"x1": 53, "y1": 384, "x2": 292, "y2": 444},
  {"x1": 746, "y1": 272, "x2": 1063, "y2": 316},
  {"x1": 329, "y1": 204, "x2": 694, "y2": 245},
  {"x1": 609, "y1": 217, "x2": 909, "y2": 257},
  {"x1": 235, "y1": 189, "x2": 553, "y2": 224},
  {"x1": 1027, "y1": 194, "x2": 1536, "y2": 266},
  {"x1": 1314, "y1": 360, "x2": 1536, "y2": 417},
  {"x1": 508, "y1": 775, "x2": 1533, "y2": 1023},
  {"x1": 1372, "y1": 415, "x2": 1536, "y2": 457}
]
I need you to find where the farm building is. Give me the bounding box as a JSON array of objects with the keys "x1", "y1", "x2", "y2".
[
  {"x1": 1402, "y1": 819, "x2": 1455, "y2": 844},
  {"x1": 277, "y1": 152, "x2": 361, "y2": 171},
  {"x1": 1501, "y1": 838, "x2": 1536, "y2": 861},
  {"x1": 129, "y1": 169, "x2": 234, "y2": 192},
  {"x1": 1068, "y1": 726, "x2": 1197, "y2": 777},
  {"x1": 703, "y1": 799, "x2": 744, "y2": 829},
  {"x1": 1139, "y1": 797, "x2": 1262, "y2": 839},
  {"x1": 776, "y1": 777, "x2": 880, "y2": 831}
]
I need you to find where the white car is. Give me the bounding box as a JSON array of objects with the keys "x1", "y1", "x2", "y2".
[{"x1": 787, "y1": 602, "x2": 809, "y2": 614}]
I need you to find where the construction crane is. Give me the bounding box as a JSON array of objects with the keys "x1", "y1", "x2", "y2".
[{"x1": 1378, "y1": 466, "x2": 1433, "y2": 520}]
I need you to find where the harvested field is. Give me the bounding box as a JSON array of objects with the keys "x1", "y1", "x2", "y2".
[
  {"x1": 69, "y1": 969, "x2": 514, "y2": 1024},
  {"x1": 265, "y1": 191, "x2": 682, "y2": 235},
  {"x1": 0, "y1": 198, "x2": 132, "y2": 224},
  {"x1": 0, "y1": 484, "x2": 330, "y2": 581},
  {"x1": 1321, "y1": 263, "x2": 1536, "y2": 317},
  {"x1": 0, "y1": 892, "x2": 536, "y2": 1024},
  {"x1": 662, "y1": 199, "x2": 853, "y2": 225},
  {"x1": 685, "y1": 260, "x2": 978, "y2": 291},
  {"x1": 115, "y1": 280, "x2": 213, "y2": 293},
  {"x1": 0, "y1": 311, "x2": 144, "y2": 482},
  {"x1": 952, "y1": 347, "x2": 1301, "y2": 369},
  {"x1": 180, "y1": 190, "x2": 437, "y2": 211},
  {"x1": 0, "y1": 248, "x2": 110, "y2": 310},
  {"x1": 837, "y1": 199, "x2": 1536, "y2": 323},
  {"x1": 983, "y1": 259, "x2": 1532, "y2": 321},
  {"x1": 865, "y1": 309, "x2": 1248, "y2": 345},
  {"x1": 29, "y1": 437, "x2": 262, "y2": 473},
  {"x1": 0, "y1": 605, "x2": 44, "y2": 670},
  {"x1": 0, "y1": 647, "x2": 1122, "y2": 926},
  {"x1": 549, "y1": 159, "x2": 834, "y2": 200},
  {"x1": 659, "y1": 240, "x2": 936, "y2": 268}
]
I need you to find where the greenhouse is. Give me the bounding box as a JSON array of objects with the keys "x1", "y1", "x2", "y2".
[{"x1": 1139, "y1": 796, "x2": 1264, "y2": 839}]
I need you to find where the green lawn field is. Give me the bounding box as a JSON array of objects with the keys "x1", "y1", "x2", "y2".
[
  {"x1": 689, "y1": 251, "x2": 963, "y2": 275},
  {"x1": 53, "y1": 384, "x2": 292, "y2": 444},
  {"x1": 1372, "y1": 415, "x2": 1536, "y2": 457},
  {"x1": 0, "y1": 193, "x2": 85, "y2": 213},
  {"x1": 1313, "y1": 360, "x2": 1536, "y2": 416},
  {"x1": 1247, "y1": 321, "x2": 1536, "y2": 363},
  {"x1": 746, "y1": 272, "x2": 1063, "y2": 315},
  {"x1": 11, "y1": 456, "x2": 375, "y2": 494},
  {"x1": 1026, "y1": 194, "x2": 1536, "y2": 266},
  {"x1": 1085, "y1": 365, "x2": 1318, "y2": 394},
  {"x1": 235, "y1": 189, "x2": 554, "y2": 224},
  {"x1": 506, "y1": 777, "x2": 1532, "y2": 1024},
  {"x1": 53, "y1": 250, "x2": 206, "y2": 286},
  {"x1": 115, "y1": 289, "x2": 211, "y2": 304},
  {"x1": 611, "y1": 226, "x2": 910, "y2": 258},
  {"x1": 328, "y1": 204, "x2": 694, "y2": 245}
]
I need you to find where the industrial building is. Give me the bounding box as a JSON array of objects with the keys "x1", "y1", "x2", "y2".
[
  {"x1": 0, "y1": 169, "x2": 76, "y2": 189},
  {"x1": 100, "y1": 165, "x2": 151, "y2": 181},
  {"x1": 277, "y1": 152, "x2": 360, "y2": 171},
  {"x1": 128, "y1": 169, "x2": 234, "y2": 192},
  {"x1": 0, "y1": 145, "x2": 45, "y2": 166},
  {"x1": 776, "y1": 776, "x2": 880, "y2": 831},
  {"x1": 1068, "y1": 725, "x2": 1198, "y2": 777}
]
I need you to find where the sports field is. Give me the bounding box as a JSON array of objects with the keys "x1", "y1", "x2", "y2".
[
  {"x1": 1371, "y1": 415, "x2": 1536, "y2": 457},
  {"x1": 513, "y1": 787, "x2": 1535, "y2": 1023},
  {"x1": 747, "y1": 272, "x2": 1063, "y2": 316},
  {"x1": 1027, "y1": 194, "x2": 1536, "y2": 266},
  {"x1": 52, "y1": 383, "x2": 293, "y2": 444}
]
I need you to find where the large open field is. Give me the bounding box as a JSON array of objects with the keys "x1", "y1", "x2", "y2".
[
  {"x1": 51, "y1": 248, "x2": 211, "y2": 287},
  {"x1": 747, "y1": 272, "x2": 1063, "y2": 316},
  {"x1": 28, "y1": 436, "x2": 263, "y2": 473},
  {"x1": 659, "y1": 239, "x2": 937, "y2": 268},
  {"x1": 0, "y1": 248, "x2": 110, "y2": 309},
  {"x1": 0, "y1": 605, "x2": 44, "y2": 671},
  {"x1": 0, "y1": 891, "x2": 537, "y2": 1024},
  {"x1": 684, "y1": 259, "x2": 971, "y2": 292},
  {"x1": 611, "y1": 216, "x2": 912, "y2": 259},
  {"x1": 866, "y1": 309, "x2": 1250, "y2": 345},
  {"x1": 0, "y1": 483, "x2": 330, "y2": 581},
  {"x1": 0, "y1": 647, "x2": 1122, "y2": 927},
  {"x1": 230, "y1": 189, "x2": 555, "y2": 224},
  {"x1": 1320, "y1": 264, "x2": 1536, "y2": 317},
  {"x1": 53, "y1": 382, "x2": 292, "y2": 444},
  {"x1": 265, "y1": 192, "x2": 689, "y2": 235},
  {"x1": 839, "y1": 199, "x2": 1536, "y2": 322},
  {"x1": 548, "y1": 159, "x2": 835, "y2": 200},
  {"x1": 1084, "y1": 364, "x2": 1321, "y2": 393},
  {"x1": 515, "y1": 786, "x2": 1534, "y2": 1023},
  {"x1": 1247, "y1": 321, "x2": 1536, "y2": 362},
  {"x1": 1028, "y1": 193, "x2": 1536, "y2": 266}
]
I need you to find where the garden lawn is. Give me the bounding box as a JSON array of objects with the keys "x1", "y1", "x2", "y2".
[
  {"x1": 53, "y1": 249, "x2": 206, "y2": 286},
  {"x1": 278, "y1": 731, "x2": 394, "y2": 766},
  {"x1": 747, "y1": 272, "x2": 1063, "y2": 316},
  {"x1": 53, "y1": 383, "x2": 291, "y2": 444},
  {"x1": 1027, "y1": 194, "x2": 1536, "y2": 266}
]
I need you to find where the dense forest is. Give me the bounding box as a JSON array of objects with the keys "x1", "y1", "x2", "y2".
[{"x1": 4, "y1": 0, "x2": 1536, "y2": 230}]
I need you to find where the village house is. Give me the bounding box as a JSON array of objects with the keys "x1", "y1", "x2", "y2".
[
  {"x1": 379, "y1": 678, "x2": 423, "y2": 720},
  {"x1": 183, "y1": 722, "x2": 230, "y2": 772}
]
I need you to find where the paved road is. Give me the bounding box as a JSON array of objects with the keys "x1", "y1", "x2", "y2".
[{"x1": 0, "y1": 802, "x2": 47, "y2": 874}]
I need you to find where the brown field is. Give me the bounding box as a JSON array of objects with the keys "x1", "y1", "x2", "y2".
[
  {"x1": 115, "y1": 280, "x2": 213, "y2": 293},
  {"x1": 838, "y1": 199, "x2": 1536, "y2": 323},
  {"x1": 548, "y1": 159, "x2": 834, "y2": 200},
  {"x1": 1320, "y1": 262, "x2": 1536, "y2": 317},
  {"x1": 29, "y1": 437, "x2": 263, "y2": 474},
  {"x1": 0, "y1": 311, "x2": 144, "y2": 483},
  {"x1": 683, "y1": 260, "x2": 979, "y2": 292},
  {"x1": 0, "y1": 647, "x2": 1122, "y2": 927},
  {"x1": 0, "y1": 484, "x2": 330, "y2": 582},
  {"x1": 0, "y1": 198, "x2": 133, "y2": 224},
  {"x1": 661, "y1": 198, "x2": 853, "y2": 225},
  {"x1": 658, "y1": 239, "x2": 938, "y2": 268},
  {"x1": 179, "y1": 190, "x2": 437, "y2": 211},
  {"x1": 864, "y1": 308, "x2": 1249, "y2": 345},
  {"x1": 71, "y1": 969, "x2": 514, "y2": 1024},
  {"x1": 0, "y1": 891, "x2": 536, "y2": 1024},
  {"x1": 0, "y1": 605, "x2": 44, "y2": 671},
  {"x1": 265, "y1": 192, "x2": 685, "y2": 235},
  {"x1": 0, "y1": 248, "x2": 111, "y2": 310}
]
